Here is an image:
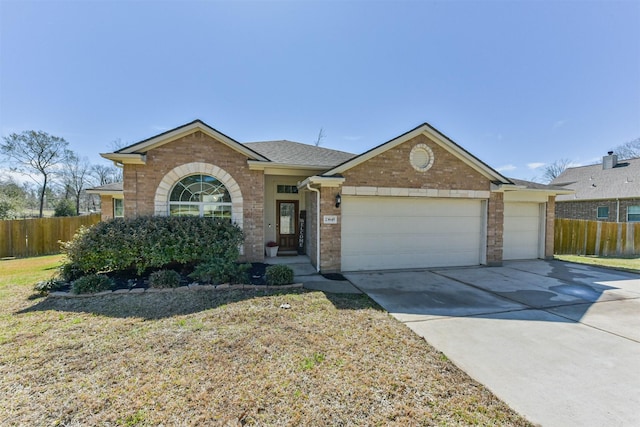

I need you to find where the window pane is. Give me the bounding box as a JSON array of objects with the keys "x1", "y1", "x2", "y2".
[
  {"x1": 170, "y1": 204, "x2": 200, "y2": 216},
  {"x1": 597, "y1": 206, "x2": 608, "y2": 219},
  {"x1": 279, "y1": 202, "x2": 295, "y2": 235},
  {"x1": 113, "y1": 199, "x2": 124, "y2": 218},
  {"x1": 203, "y1": 204, "x2": 231, "y2": 219}
]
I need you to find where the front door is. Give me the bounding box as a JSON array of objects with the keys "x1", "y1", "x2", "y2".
[{"x1": 277, "y1": 200, "x2": 298, "y2": 252}]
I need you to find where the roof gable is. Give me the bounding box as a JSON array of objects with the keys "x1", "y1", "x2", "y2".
[
  {"x1": 104, "y1": 120, "x2": 269, "y2": 163},
  {"x1": 323, "y1": 122, "x2": 511, "y2": 183}
]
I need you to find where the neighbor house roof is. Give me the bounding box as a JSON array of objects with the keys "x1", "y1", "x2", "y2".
[
  {"x1": 86, "y1": 182, "x2": 123, "y2": 195},
  {"x1": 551, "y1": 157, "x2": 640, "y2": 201},
  {"x1": 244, "y1": 140, "x2": 356, "y2": 168}
]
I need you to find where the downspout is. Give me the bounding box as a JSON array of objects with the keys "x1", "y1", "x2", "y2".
[
  {"x1": 617, "y1": 199, "x2": 620, "y2": 222},
  {"x1": 306, "y1": 184, "x2": 321, "y2": 272}
]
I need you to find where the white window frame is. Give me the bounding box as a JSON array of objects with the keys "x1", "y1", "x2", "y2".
[
  {"x1": 113, "y1": 198, "x2": 124, "y2": 218},
  {"x1": 168, "y1": 174, "x2": 232, "y2": 220},
  {"x1": 596, "y1": 206, "x2": 609, "y2": 220},
  {"x1": 627, "y1": 206, "x2": 640, "y2": 222}
]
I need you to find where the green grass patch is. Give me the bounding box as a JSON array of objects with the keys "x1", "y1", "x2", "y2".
[{"x1": 554, "y1": 254, "x2": 640, "y2": 272}]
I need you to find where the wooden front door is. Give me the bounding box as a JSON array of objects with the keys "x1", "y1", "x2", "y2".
[{"x1": 277, "y1": 200, "x2": 298, "y2": 252}]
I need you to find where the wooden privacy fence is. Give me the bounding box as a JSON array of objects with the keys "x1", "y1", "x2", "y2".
[
  {"x1": 555, "y1": 218, "x2": 640, "y2": 257},
  {"x1": 0, "y1": 214, "x2": 101, "y2": 258}
]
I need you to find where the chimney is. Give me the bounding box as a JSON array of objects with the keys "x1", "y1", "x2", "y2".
[{"x1": 603, "y1": 151, "x2": 618, "y2": 170}]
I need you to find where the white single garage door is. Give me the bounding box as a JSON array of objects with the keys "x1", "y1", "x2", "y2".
[
  {"x1": 503, "y1": 202, "x2": 542, "y2": 260},
  {"x1": 341, "y1": 197, "x2": 484, "y2": 271}
]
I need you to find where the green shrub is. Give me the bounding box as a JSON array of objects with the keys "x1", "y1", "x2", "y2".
[
  {"x1": 149, "y1": 269, "x2": 182, "y2": 288},
  {"x1": 71, "y1": 274, "x2": 114, "y2": 294},
  {"x1": 189, "y1": 261, "x2": 251, "y2": 285},
  {"x1": 61, "y1": 216, "x2": 244, "y2": 275},
  {"x1": 33, "y1": 278, "x2": 66, "y2": 295},
  {"x1": 265, "y1": 265, "x2": 294, "y2": 286},
  {"x1": 59, "y1": 262, "x2": 84, "y2": 282},
  {"x1": 54, "y1": 199, "x2": 76, "y2": 217}
]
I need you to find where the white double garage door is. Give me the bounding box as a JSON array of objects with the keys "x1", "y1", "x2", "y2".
[{"x1": 341, "y1": 196, "x2": 544, "y2": 271}]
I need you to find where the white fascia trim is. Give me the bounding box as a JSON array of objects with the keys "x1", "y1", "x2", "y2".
[
  {"x1": 247, "y1": 160, "x2": 330, "y2": 173},
  {"x1": 86, "y1": 189, "x2": 124, "y2": 197},
  {"x1": 493, "y1": 182, "x2": 574, "y2": 196},
  {"x1": 100, "y1": 153, "x2": 146, "y2": 165},
  {"x1": 325, "y1": 124, "x2": 509, "y2": 183},
  {"x1": 298, "y1": 176, "x2": 345, "y2": 189},
  {"x1": 116, "y1": 122, "x2": 269, "y2": 161}
]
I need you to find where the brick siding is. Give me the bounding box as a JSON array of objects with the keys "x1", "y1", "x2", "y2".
[
  {"x1": 556, "y1": 199, "x2": 640, "y2": 222},
  {"x1": 122, "y1": 131, "x2": 265, "y2": 261}
]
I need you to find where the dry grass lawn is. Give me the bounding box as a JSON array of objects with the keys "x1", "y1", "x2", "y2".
[{"x1": 1, "y1": 255, "x2": 533, "y2": 426}]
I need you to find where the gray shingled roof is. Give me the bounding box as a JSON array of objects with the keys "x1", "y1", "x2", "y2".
[
  {"x1": 551, "y1": 157, "x2": 640, "y2": 201},
  {"x1": 508, "y1": 178, "x2": 568, "y2": 191},
  {"x1": 244, "y1": 140, "x2": 356, "y2": 168},
  {"x1": 87, "y1": 182, "x2": 123, "y2": 192}
]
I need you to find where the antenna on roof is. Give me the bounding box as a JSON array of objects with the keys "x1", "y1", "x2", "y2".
[{"x1": 315, "y1": 127, "x2": 325, "y2": 147}]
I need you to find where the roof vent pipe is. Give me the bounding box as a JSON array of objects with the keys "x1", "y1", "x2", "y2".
[{"x1": 603, "y1": 151, "x2": 618, "y2": 170}]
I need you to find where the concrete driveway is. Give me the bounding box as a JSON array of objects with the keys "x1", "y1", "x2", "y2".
[{"x1": 345, "y1": 260, "x2": 640, "y2": 427}]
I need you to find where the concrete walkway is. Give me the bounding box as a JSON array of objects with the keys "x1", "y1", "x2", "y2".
[
  {"x1": 266, "y1": 255, "x2": 361, "y2": 294},
  {"x1": 346, "y1": 260, "x2": 640, "y2": 427}
]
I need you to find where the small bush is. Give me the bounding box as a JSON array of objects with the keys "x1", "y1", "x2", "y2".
[
  {"x1": 61, "y1": 216, "x2": 244, "y2": 275},
  {"x1": 54, "y1": 199, "x2": 76, "y2": 217},
  {"x1": 33, "y1": 278, "x2": 66, "y2": 295},
  {"x1": 59, "y1": 262, "x2": 84, "y2": 282},
  {"x1": 71, "y1": 274, "x2": 114, "y2": 294},
  {"x1": 149, "y1": 269, "x2": 182, "y2": 288},
  {"x1": 265, "y1": 265, "x2": 294, "y2": 286},
  {"x1": 189, "y1": 261, "x2": 251, "y2": 285}
]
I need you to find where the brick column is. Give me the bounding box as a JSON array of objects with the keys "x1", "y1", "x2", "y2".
[
  {"x1": 486, "y1": 192, "x2": 504, "y2": 266},
  {"x1": 545, "y1": 196, "x2": 556, "y2": 258},
  {"x1": 319, "y1": 187, "x2": 342, "y2": 273},
  {"x1": 100, "y1": 196, "x2": 114, "y2": 221}
]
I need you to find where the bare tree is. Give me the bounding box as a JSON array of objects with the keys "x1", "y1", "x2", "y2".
[
  {"x1": 63, "y1": 152, "x2": 92, "y2": 215},
  {"x1": 1, "y1": 131, "x2": 70, "y2": 217},
  {"x1": 613, "y1": 136, "x2": 640, "y2": 160},
  {"x1": 543, "y1": 158, "x2": 572, "y2": 183},
  {"x1": 91, "y1": 163, "x2": 122, "y2": 185}
]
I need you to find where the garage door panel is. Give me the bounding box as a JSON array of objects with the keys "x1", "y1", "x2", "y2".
[
  {"x1": 341, "y1": 197, "x2": 483, "y2": 271},
  {"x1": 503, "y1": 202, "x2": 542, "y2": 260}
]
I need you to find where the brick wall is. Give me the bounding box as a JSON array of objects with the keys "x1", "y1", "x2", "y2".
[
  {"x1": 486, "y1": 192, "x2": 504, "y2": 265},
  {"x1": 545, "y1": 196, "x2": 555, "y2": 258},
  {"x1": 556, "y1": 199, "x2": 640, "y2": 222},
  {"x1": 100, "y1": 196, "x2": 113, "y2": 220},
  {"x1": 122, "y1": 131, "x2": 265, "y2": 261},
  {"x1": 319, "y1": 187, "x2": 342, "y2": 272},
  {"x1": 343, "y1": 134, "x2": 490, "y2": 191}
]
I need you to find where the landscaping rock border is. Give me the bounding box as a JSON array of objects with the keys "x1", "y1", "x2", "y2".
[{"x1": 48, "y1": 283, "x2": 304, "y2": 298}]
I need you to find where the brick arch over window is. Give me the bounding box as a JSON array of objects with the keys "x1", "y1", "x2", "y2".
[{"x1": 154, "y1": 162, "x2": 243, "y2": 228}]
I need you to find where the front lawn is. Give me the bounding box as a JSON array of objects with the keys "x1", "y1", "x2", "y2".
[{"x1": 0, "y1": 256, "x2": 532, "y2": 426}]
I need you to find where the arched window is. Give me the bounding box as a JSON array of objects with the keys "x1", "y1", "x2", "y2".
[{"x1": 169, "y1": 174, "x2": 232, "y2": 219}]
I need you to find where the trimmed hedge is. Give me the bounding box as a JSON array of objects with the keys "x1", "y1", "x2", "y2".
[
  {"x1": 61, "y1": 216, "x2": 244, "y2": 275},
  {"x1": 266, "y1": 265, "x2": 294, "y2": 286}
]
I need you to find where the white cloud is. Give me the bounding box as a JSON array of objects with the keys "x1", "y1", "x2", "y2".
[
  {"x1": 496, "y1": 164, "x2": 516, "y2": 172},
  {"x1": 527, "y1": 162, "x2": 545, "y2": 170},
  {"x1": 552, "y1": 120, "x2": 567, "y2": 130}
]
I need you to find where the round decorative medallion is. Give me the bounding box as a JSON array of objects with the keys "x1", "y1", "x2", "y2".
[{"x1": 409, "y1": 144, "x2": 434, "y2": 172}]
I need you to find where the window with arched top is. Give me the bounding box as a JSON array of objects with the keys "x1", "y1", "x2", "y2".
[{"x1": 169, "y1": 174, "x2": 232, "y2": 219}]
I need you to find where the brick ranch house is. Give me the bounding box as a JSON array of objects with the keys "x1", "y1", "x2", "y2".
[
  {"x1": 88, "y1": 119, "x2": 570, "y2": 273},
  {"x1": 551, "y1": 152, "x2": 640, "y2": 222}
]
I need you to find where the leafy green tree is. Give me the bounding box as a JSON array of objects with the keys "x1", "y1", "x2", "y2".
[
  {"x1": 54, "y1": 199, "x2": 76, "y2": 217},
  {"x1": 1, "y1": 131, "x2": 70, "y2": 217}
]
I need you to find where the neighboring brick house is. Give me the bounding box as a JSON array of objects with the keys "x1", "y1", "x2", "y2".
[
  {"x1": 551, "y1": 152, "x2": 640, "y2": 223},
  {"x1": 88, "y1": 119, "x2": 568, "y2": 273}
]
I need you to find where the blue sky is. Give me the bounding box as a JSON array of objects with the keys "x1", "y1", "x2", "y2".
[{"x1": 1, "y1": 0, "x2": 639, "y2": 182}]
